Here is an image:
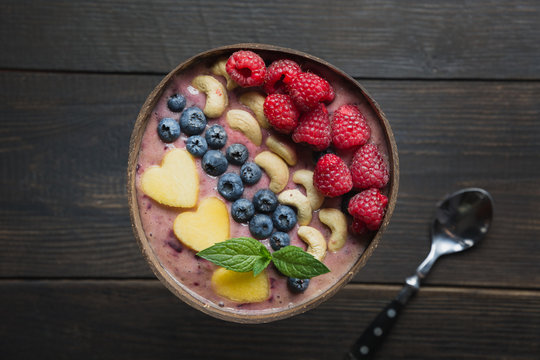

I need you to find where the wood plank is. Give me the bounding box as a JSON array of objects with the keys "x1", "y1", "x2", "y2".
[
  {"x1": 1, "y1": 0, "x2": 539, "y2": 79},
  {"x1": 1, "y1": 72, "x2": 539, "y2": 289},
  {"x1": 1, "y1": 280, "x2": 539, "y2": 359}
]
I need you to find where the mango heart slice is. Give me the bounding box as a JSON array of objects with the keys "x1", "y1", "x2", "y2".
[
  {"x1": 173, "y1": 197, "x2": 229, "y2": 252},
  {"x1": 140, "y1": 149, "x2": 198, "y2": 208},
  {"x1": 212, "y1": 268, "x2": 270, "y2": 303}
]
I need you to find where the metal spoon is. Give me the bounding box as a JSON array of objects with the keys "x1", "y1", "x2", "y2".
[{"x1": 345, "y1": 188, "x2": 494, "y2": 360}]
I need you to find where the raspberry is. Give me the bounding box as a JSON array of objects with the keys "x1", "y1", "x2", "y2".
[
  {"x1": 313, "y1": 154, "x2": 353, "y2": 197},
  {"x1": 263, "y1": 94, "x2": 300, "y2": 134},
  {"x1": 263, "y1": 59, "x2": 302, "y2": 95},
  {"x1": 347, "y1": 188, "x2": 388, "y2": 231},
  {"x1": 292, "y1": 104, "x2": 331, "y2": 151},
  {"x1": 331, "y1": 104, "x2": 371, "y2": 150},
  {"x1": 287, "y1": 72, "x2": 335, "y2": 111},
  {"x1": 350, "y1": 217, "x2": 368, "y2": 235},
  {"x1": 225, "y1": 50, "x2": 266, "y2": 87},
  {"x1": 350, "y1": 143, "x2": 389, "y2": 189}
]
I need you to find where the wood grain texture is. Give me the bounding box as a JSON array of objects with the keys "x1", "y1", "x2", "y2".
[
  {"x1": 1, "y1": 72, "x2": 539, "y2": 288},
  {"x1": 1, "y1": 280, "x2": 539, "y2": 359},
  {"x1": 1, "y1": 0, "x2": 539, "y2": 79}
]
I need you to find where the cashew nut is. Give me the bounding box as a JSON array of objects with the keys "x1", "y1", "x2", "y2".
[
  {"x1": 254, "y1": 151, "x2": 289, "y2": 193},
  {"x1": 319, "y1": 208, "x2": 348, "y2": 252},
  {"x1": 226, "y1": 109, "x2": 262, "y2": 146},
  {"x1": 292, "y1": 170, "x2": 324, "y2": 210},
  {"x1": 266, "y1": 135, "x2": 298, "y2": 166},
  {"x1": 278, "y1": 189, "x2": 312, "y2": 226},
  {"x1": 191, "y1": 75, "x2": 228, "y2": 118},
  {"x1": 210, "y1": 57, "x2": 238, "y2": 91},
  {"x1": 239, "y1": 91, "x2": 270, "y2": 129},
  {"x1": 297, "y1": 226, "x2": 327, "y2": 261}
]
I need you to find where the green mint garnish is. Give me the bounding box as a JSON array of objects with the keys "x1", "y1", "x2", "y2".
[{"x1": 197, "y1": 237, "x2": 330, "y2": 279}]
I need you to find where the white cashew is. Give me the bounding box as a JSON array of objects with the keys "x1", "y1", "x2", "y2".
[
  {"x1": 226, "y1": 109, "x2": 262, "y2": 146},
  {"x1": 210, "y1": 57, "x2": 238, "y2": 91},
  {"x1": 292, "y1": 170, "x2": 324, "y2": 210},
  {"x1": 191, "y1": 75, "x2": 228, "y2": 118},
  {"x1": 319, "y1": 208, "x2": 348, "y2": 252},
  {"x1": 254, "y1": 151, "x2": 289, "y2": 193},
  {"x1": 239, "y1": 91, "x2": 270, "y2": 129},
  {"x1": 266, "y1": 135, "x2": 298, "y2": 166},
  {"x1": 278, "y1": 189, "x2": 312, "y2": 226},
  {"x1": 297, "y1": 226, "x2": 327, "y2": 261}
]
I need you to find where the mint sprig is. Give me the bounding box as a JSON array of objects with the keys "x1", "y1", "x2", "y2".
[{"x1": 197, "y1": 237, "x2": 330, "y2": 279}]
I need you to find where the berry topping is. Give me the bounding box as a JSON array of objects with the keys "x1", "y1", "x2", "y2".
[
  {"x1": 263, "y1": 59, "x2": 302, "y2": 95},
  {"x1": 350, "y1": 217, "x2": 368, "y2": 235},
  {"x1": 167, "y1": 93, "x2": 186, "y2": 112},
  {"x1": 157, "y1": 117, "x2": 181, "y2": 143},
  {"x1": 202, "y1": 150, "x2": 228, "y2": 176},
  {"x1": 347, "y1": 188, "x2": 388, "y2": 231},
  {"x1": 313, "y1": 154, "x2": 353, "y2": 197},
  {"x1": 287, "y1": 72, "x2": 334, "y2": 112},
  {"x1": 240, "y1": 162, "x2": 262, "y2": 185},
  {"x1": 253, "y1": 189, "x2": 279, "y2": 213},
  {"x1": 269, "y1": 232, "x2": 290, "y2": 251},
  {"x1": 271, "y1": 204, "x2": 298, "y2": 232},
  {"x1": 249, "y1": 214, "x2": 274, "y2": 239},
  {"x1": 185, "y1": 135, "x2": 208, "y2": 157},
  {"x1": 217, "y1": 173, "x2": 244, "y2": 201},
  {"x1": 350, "y1": 143, "x2": 389, "y2": 189},
  {"x1": 205, "y1": 124, "x2": 228, "y2": 149},
  {"x1": 263, "y1": 94, "x2": 300, "y2": 134},
  {"x1": 225, "y1": 143, "x2": 249, "y2": 166},
  {"x1": 292, "y1": 103, "x2": 331, "y2": 151},
  {"x1": 331, "y1": 104, "x2": 370, "y2": 150},
  {"x1": 231, "y1": 198, "x2": 255, "y2": 223},
  {"x1": 287, "y1": 277, "x2": 310, "y2": 293},
  {"x1": 180, "y1": 106, "x2": 207, "y2": 135},
  {"x1": 312, "y1": 147, "x2": 336, "y2": 164},
  {"x1": 225, "y1": 50, "x2": 266, "y2": 87},
  {"x1": 341, "y1": 190, "x2": 357, "y2": 216}
]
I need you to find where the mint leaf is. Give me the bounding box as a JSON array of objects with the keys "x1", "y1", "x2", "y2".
[
  {"x1": 197, "y1": 237, "x2": 271, "y2": 274},
  {"x1": 272, "y1": 246, "x2": 330, "y2": 278}
]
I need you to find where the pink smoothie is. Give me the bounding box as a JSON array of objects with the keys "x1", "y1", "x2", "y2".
[{"x1": 135, "y1": 52, "x2": 390, "y2": 316}]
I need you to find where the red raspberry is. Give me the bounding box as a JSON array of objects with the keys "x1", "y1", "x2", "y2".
[
  {"x1": 313, "y1": 154, "x2": 353, "y2": 197},
  {"x1": 287, "y1": 72, "x2": 335, "y2": 111},
  {"x1": 347, "y1": 188, "x2": 388, "y2": 231},
  {"x1": 292, "y1": 104, "x2": 331, "y2": 151},
  {"x1": 263, "y1": 59, "x2": 302, "y2": 95},
  {"x1": 331, "y1": 104, "x2": 371, "y2": 150},
  {"x1": 226, "y1": 50, "x2": 266, "y2": 87},
  {"x1": 350, "y1": 143, "x2": 389, "y2": 189},
  {"x1": 263, "y1": 94, "x2": 300, "y2": 134},
  {"x1": 350, "y1": 217, "x2": 368, "y2": 235}
]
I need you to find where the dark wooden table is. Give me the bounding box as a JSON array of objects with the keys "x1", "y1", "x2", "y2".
[{"x1": 1, "y1": 1, "x2": 539, "y2": 359}]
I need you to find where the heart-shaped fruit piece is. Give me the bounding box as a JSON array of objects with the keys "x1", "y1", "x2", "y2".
[
  {"x1": 173, "y1": 197, "x2": 230, "y2": 252},
  {"x1": 212, "y1": 268, "x2": 270, "y2": 303},
  {"x1": 140, "y1": 149, "x2": 199, "y2": 208}
]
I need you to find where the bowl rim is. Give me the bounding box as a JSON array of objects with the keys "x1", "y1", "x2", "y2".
[{"x1": 127, "y1": 43, "x2": 399, "y2": 323}]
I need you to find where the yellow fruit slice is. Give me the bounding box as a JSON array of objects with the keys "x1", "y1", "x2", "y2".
[
  {"x1": 140, "y1": 149, "x2": 198, "y2": 208},
  {"x1": 173, "y1": 197, "x2": 229, "y2": 252},
  {"x1": 212, "y1": 268, "x2": 270, "y2": 303}
]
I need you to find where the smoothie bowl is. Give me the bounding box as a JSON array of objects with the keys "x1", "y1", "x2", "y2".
[{"x1": 127, "y1": 44, "x2": 398, "y2": 323}]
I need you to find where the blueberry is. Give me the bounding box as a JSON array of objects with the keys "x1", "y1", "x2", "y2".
[
  {"x1": 312, "y1": 147, "x2": 336, "y2": 164},
  {"x1": 240, "y1": 162, "x2": 262, "y2": 185},
  {"x1": 249, "y1": 214, "x2": 274, "y2": 239},
  {"x1": 202, "y1": 150, "x2": 228, "y2": 176},
  {"x1": 253, "y1": 189, "x2": 278, "y2": 213},
  {"x1": 205, "y1": 124, "x2": 228, "y2": 149},
  {"x1": 180, "y1": 106, "x2": 206, "y2": 135},
  {"x1": 185, "y1": 135, "x2": 208, "y2": 157},
  {"x1": 287, "y1": 278, "x2": 310, "y2": 293},
  {"x1": 167, "y1": 93, "x2": 186, "y2": 112},
  {"x1": 217, "y1": 173, "x2": 244, "y2": 201},
  {"x1": 231, "y1": 198, "x2": 255, "y2": 223},
  {"x1": 272, "y1": 205, "x2": 297, "y2": 232},
  {"x1": 157, "y1": 117, "x2": 181, "y2": 143},
  {"x1": 225, "y1": 143, "x2": 249, "y2": 165},
  {"x1": 269, "y1": 232, "x2": 290, "y2": 251}
]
